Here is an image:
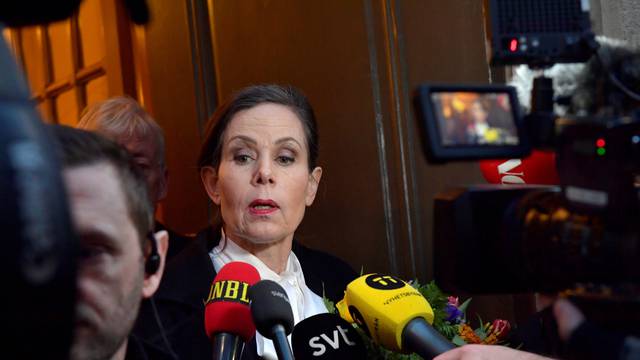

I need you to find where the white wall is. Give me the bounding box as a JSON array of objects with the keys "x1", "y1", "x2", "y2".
[{"x1": 591, "y1": 0, "x2": 640, "y2": 47}]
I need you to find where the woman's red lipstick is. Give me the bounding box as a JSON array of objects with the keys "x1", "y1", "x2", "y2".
[{"x1": 248, "y1": 199, "x2": 279, "y2": 215}]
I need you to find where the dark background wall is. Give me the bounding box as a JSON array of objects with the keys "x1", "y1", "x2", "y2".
[{"x1": 138, "y1": 0, "x2": 211, "y2": 234}]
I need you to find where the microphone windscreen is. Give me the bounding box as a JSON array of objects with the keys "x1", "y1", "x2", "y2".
[
  {"x1": 336, "y1": 273, "x2": 434, "y2": 352},
  {"x1": 479, "y1": 150, "x2": 559, "y2": 185},
  {"x1": 204, "y1": 261, "x2": 260, "y2": 342},
  {"x1": 292, "y1": 313, "x2": 366, "y2": 359},
  {"x1": 249, "y1": 280, "x2": 294, "y2": 338}
]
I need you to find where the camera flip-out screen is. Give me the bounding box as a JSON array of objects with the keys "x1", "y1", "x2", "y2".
[{"x1": 414, "y1": 84, "x2": 530, "y2": 162}]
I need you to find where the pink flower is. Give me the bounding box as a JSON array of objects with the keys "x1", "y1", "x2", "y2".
[{"x1": 447, "y1": 296, "x2": 459, "y2": 307}]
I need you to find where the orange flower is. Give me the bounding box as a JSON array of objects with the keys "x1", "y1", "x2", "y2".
[
  {"x1": 458, "y1": 324, "x2": 482, "y2": 344},
  {"x1": 482, "y1": 333, "x2": 499, "y2": 345}
]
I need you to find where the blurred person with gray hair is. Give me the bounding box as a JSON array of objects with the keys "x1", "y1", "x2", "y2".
[{"x1": 77, "y1": 96, "x2": 191, "y2": 259}]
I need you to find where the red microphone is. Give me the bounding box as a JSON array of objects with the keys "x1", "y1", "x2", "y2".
[
  {"x1": 205, "y1": 261, "x2": 261, "y2": 360},
  {"x1": 479, "y1": 150, "x2": 560, "y2": 185}
]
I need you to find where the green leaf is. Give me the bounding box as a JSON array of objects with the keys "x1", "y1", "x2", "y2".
[
  {"x1": 458, "y1": 297, "x2": 472, "y2": 313},
  {"x1": 438, "y1": 323, "x2": 459, "y2": 340},
  {"x1": 322, "y1": 283, "x2": 337, "y2": 314},
  {"x1": 416, "y1": 280, "x2": 451, "y2": 336},
  {"x1": 473, "y1": 314, "x2": 488, "y2": 340},
  {"x1": 323, "y1": 297, "x2": 336, "y2": 314},
  {"x1": 474, "y1": 326, "x2": 487, "y2": 340},
  {"x1": 452, "y1": 335, "x2": 468, "y2": 346}
]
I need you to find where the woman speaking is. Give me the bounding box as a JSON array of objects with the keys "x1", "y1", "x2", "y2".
[{"x1": 134, "y1": 84, "x2": 356, "y2": 360}]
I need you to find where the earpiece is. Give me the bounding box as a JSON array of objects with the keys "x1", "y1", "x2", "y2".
[
  {"x1": 145, "y1": 232, "x2": 161, "y2": 275},
  {"x1": 144, "y1": 233, "x2": 179, "y2": 359}
]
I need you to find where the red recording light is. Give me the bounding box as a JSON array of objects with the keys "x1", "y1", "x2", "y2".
[
  {"x1": 509, "y1": 39, "x2": 518, "y2": 52},
  {"x1": 596, "y1": 138, "x2": 606, "y2": 147}
]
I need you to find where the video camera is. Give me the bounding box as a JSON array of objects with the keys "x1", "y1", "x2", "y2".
[{"x1": 414, "y1": 0, "x2": 640, "y2": 294}]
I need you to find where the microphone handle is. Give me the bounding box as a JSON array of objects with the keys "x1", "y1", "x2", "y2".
[
  {"x1": 271, "y1": 324, "x2": 294, "y2": 360},
  {"x1": 403, "y1": 318, "x2": 455, "y2": 360},
  {"x1": 212, "y1": 332, "x2": 244, "y2": 360}
]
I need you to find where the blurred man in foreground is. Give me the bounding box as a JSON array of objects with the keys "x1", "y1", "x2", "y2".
[{"x1": 52, "y1": 125, "x2": 170, "y2": 360}]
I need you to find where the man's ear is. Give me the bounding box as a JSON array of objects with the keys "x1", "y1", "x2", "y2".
[
  {"x1": 305, "y1": 166, "x2": 322, "y2": 206},
  {"x1": 142, "y1": 230, "x2": 168, "y2": 299},
  {"x1": 200, "y1": 166, "x2": 221, "y2": 205}
]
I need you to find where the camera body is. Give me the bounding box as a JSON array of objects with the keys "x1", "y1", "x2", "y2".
[{"x1": 414, "y1": 0, "x2": 640, "y2": 293}]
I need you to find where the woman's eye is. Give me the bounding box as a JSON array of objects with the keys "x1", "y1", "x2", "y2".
[
  {"x1": 234, "y1": 154, "x2": 253, "y2": 164},
  {"x1": 276, "y1": 155, "x2": 295, "y2": 165}
]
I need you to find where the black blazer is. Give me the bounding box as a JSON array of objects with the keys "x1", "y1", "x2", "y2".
[
  {"x1": 125, "y1": 334, "x2": 176, "y2": 360},
  {"x1": 133, "y1": 227, "x2": 357, "y2": 360},
  {"x1": 154, "y1": 221, "x2": 192, "y2": 260}
]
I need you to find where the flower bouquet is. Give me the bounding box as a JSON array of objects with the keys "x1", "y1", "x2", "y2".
[{"x1": 325, "y1": 280, "x2": 513, "y2": 359}]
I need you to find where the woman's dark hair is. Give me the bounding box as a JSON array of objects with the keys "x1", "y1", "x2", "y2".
[{"x1": 197, "y1": 84, "x2": 319, "y2": 172}]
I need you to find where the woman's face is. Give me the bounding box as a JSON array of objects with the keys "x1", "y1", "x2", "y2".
[
  {"x1": 470, "y1": 101, "x2": 488, "y2": 124},
  {"x1": 204, "y1": 103, "x2": 322, "y2": 246}
]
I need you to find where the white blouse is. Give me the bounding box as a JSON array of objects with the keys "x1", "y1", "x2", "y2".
[{"x1": 209, "y1": 230, "x2": 328, "y2": 360}]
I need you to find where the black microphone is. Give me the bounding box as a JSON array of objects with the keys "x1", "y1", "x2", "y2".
[
  {"x1": 402, "y1": 318, "x2": 455, "y2": 358},
  {"x1": 249, "y1": 280, "x2": 295, "y2": 360},
  {"x1": 292, "y1": 313, "x2": 366, "y2": 359}
]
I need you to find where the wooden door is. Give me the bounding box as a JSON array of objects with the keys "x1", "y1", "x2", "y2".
[{"x1": 4, "y1": 0, "x2": 135, "y2": 125}]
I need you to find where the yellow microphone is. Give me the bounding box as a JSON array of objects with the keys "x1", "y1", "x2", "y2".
[{"x1": 336, "y1": 273, "x2": 454, "y2": 358}]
